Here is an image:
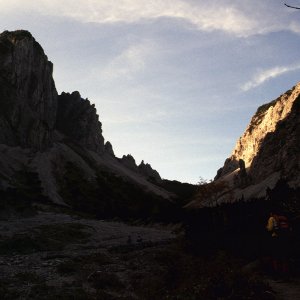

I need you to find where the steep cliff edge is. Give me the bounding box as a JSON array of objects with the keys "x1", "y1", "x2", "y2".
[
  {"x1": 0, "y1": 30, "x2": 57, "y2": 150},
  {"x1": 119, "y1": 155, "x2": 162, "y2": 182},
  {"x1": 56, "y1": 91, "x2": 105, "y2": 154},
  {"x1": 0, "y1": 30, "x2": 173, "y2": 212},
  {"x1": 216, "y1": 84, "x2": 300, "y2": 179},
  {"x1": 214, "y1": 83, "x2": 300, "y2": 203}
]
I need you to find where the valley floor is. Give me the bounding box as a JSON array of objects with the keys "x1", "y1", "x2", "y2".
[
  {"x1": 0, "y1": 211, "x2": 178, "y2": 299},
  {"x1": 0, "y1": 210, "x2": 298, "y2": 299}
]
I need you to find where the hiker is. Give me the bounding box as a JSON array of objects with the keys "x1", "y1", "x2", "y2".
[
  {"x1": 266, "y1": 212, "x2": 291, "y2": 279},
  {"x1": 266, "y1": 212, "x2": 279, "y2": 238}
]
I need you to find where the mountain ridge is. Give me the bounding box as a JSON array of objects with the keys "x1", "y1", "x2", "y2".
[
  {"x1": 211, "y1": 82, "x2": 300, "y2": 205},
  {"x1": 0, "y1": 30, "x2": 174, "y2": 213}
]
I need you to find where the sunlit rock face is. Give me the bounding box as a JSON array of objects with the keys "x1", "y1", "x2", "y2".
[
  {"x1": 216, "y1": 83, "x2": 300, "y2": 181},
  {"x1": 248, "y1": 86, "x2": 300, "y2": 186},
  {"x1": 214, "y1": 83, "x2": 300, "y2": 202},
  {"x1": 0, "y1": 30, "x2": 57, "y2": 150}
]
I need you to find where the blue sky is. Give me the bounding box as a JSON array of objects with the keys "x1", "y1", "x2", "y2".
[{"x1": 1, "y1": 0, "x2": 300, "y2": 183}]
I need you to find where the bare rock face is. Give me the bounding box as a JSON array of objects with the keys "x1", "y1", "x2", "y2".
[
  {"x1": 249, "y1": 88, "x2": 300, "y2": 186},
  {"x1": 104, "y1": 141, "x2": 115, "y2": 157},
  {"x1": 215, "y1": 83, "x2": 300, "y2": 202},
  {"x1": 0, "y1": 30, "x2": 169, "y2": 205},
  {"x1": 56, "y1": 91, "x2": 105, "y2": 154},
  {"x1": 120, "y1": 154, "x2": 139, "y2": 172},
  {"x1": 216, "y1": 83, "x2": 300, "y2": 179},
  {"x1": 120, "y1": 155, "x2": 162, "y2": 182},
  {"x1": 0, "y1": 30, "x2": 57, "y2": 150},
  {"x1": 138, "y1": 160, "x2": 162, "y2": 183}
]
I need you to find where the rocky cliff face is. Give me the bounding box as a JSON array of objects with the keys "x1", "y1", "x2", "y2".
[
  {"x1": 138, "y1": 160, "x2": 162, "y2": 183},
  {"x1": 0, "y1": 30, "x2": 57, "y2": 150},
  {"x1": 214, "y1": 83, "x2": 300, "y2": 203},
  {"x1": 56, "y1": 91, "x2": 105, "y2": 154},
  {"x1": 0, "y1": 30, "x2": 171, "y2": 207},
  {"x1": 216, "y1": 84, "x2": 300, "y2": 179},
  {"x1": 120, "y1": 155, "x2": 162, "y2": 182}
]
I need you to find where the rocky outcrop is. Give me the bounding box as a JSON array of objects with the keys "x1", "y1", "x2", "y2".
[
  {"x1": 216, "y1": 84, "x2": 300, "y2": 180},
  {"x1": 0, "y1": 30, "x2": 57, "y2": 150},
  {"x1": 214, "y1": 83, "x2": 300, "y2": 204},
  {"x1": 120, "y1": 154, "x2": 139, "y2": 172},
  {"x1": 249, "y1": 88, "x2": 300, "y2": 186},
  {"x1": 104, "y1": 141, "x2": 115, "y2": 157},
  {"x1": 120, "y1": 155, "x2": 162, "y2": 182},
  {"x1": 138, "y1": 160, "x2": 162, "y2": 183},
  {"x1": 0, "y1": 30, "x2": 170, "y2": 206},
  {"x1": 56, "y1": 92, "x2": 105, "y2": 154}
]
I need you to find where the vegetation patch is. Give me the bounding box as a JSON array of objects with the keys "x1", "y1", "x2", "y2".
[
  {"x1": 89, "y1": 271, "x2": 125, "y2": 291},
  {"x1": 0, "y1": 223, "x2": 91, "y2": 254},
  {"x1": 0, "y1": 167, "x2": 51, "y2": 219},
  {"x1": 57, "y1": 162, "x2": 179, "y2": 222},
  {"x1": 130, "y1": 242, "x2": 271, "y2": 300}
]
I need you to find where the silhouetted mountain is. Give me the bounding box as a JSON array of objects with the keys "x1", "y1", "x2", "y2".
[{"x1": 0, "y1": 30, "x2": 176, "y2": 219}]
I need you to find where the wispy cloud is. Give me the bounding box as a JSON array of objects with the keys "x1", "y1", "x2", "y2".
[
  {"x1": 33, "y1": 0, "x2": 255, "y2": 36},
  {"x1": 241, "y1": 64, "x2": 300, "y2": 91},
  {"x1": 97, "y1": 39, "x2": 157, "y2": 80},
  {"x1": 2, "y1": 0, "x2": 298, "y2": 37}
]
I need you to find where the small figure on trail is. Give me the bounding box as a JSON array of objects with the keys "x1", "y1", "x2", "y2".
[{"x1": 266, "y1": 211, "x2": 291, "y2": 279}]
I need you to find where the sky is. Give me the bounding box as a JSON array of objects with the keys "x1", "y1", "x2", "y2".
[{"x1": 1, "y1": 0, "x2": 300, "y2": 183}]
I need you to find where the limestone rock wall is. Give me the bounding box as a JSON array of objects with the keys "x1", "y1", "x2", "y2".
[
  {"x1": 56, "y1": 92, "x2": 105, "y2": 154},
  {"x1": 216, "y1": 83, "x2": 300, "y2": 180},
  {"x1": 0, "y1": 30, "x2": 57, "y2": 150},
  {"x1": 0, "y1": 30, "x2": 167, "y2": 203}
]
